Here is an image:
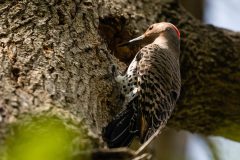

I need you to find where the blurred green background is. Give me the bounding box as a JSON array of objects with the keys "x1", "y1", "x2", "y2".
[{"x1": 0, "y1": 116, "x2": 92, "y2": 160}]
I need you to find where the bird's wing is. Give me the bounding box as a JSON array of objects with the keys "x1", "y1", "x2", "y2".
[{"x1": 136, "y1": 44, "x2": 179, "y2": 142}]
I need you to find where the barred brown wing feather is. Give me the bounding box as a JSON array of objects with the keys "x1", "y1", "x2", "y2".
[{"x1": 136, "y1": 44, "x2": 179, "y2": 143}]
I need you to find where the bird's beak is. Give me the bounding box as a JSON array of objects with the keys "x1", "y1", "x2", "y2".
[
  {"x1": 128, "y1": 35, "x2": 145, "y2": 43},
  {"x1": 118, "y1": 35, "x2": 145, "y2": 47}
]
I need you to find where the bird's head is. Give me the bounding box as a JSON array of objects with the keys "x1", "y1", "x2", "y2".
[
  {"x1": 119, "y1": 22, "x2": 180, "y2": 49},
  {"x1": 143, "y1": 22, "x2": 180, "y2": 43}
]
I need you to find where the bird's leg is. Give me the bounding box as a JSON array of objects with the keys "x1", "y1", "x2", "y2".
[
  {"x1": 107, "y1": 64, "x2": 126, "y2": 106},
  {"x1": 108, "y1": 64, "x2": 119, "y2": 78},
  {"x1": 104, "y1": 64, "x2": 121, "y2": 81},
  {"x1": 109, "y1": 64, "x2": 129, "y2": 85}
]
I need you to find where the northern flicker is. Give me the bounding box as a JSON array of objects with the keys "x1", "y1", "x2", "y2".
[{"x1": 103, "y1": 22, "x2": 181, "y2": 148}]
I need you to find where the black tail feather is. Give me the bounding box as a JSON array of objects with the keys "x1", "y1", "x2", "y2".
[{"x1": 102, "y1": 107, "x2": 135, "y2": 148}]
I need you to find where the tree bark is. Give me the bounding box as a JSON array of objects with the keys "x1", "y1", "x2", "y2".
[{"x1": 0, "y1": 0, "x2": 239, "y2": 153}]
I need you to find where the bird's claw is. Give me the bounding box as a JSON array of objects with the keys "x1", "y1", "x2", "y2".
[
  {"x1": 108, "y1": 64, "x2": 118, "y2": 78},
  {"x1": 109, "y1": 64, "x2": 118, "y2": 75}
]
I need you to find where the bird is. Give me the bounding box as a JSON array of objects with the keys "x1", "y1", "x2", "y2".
[{"x1": 103, "y1": 22, "x2": 181, "y2": 148}]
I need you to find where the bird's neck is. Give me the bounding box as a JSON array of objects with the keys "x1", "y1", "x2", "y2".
[
  {"x1": 152, "y1": 35, "x2": 180, "y2": 57},
  {"x1": 152, "y1": 36, "x2": 169, "y2": 49}
]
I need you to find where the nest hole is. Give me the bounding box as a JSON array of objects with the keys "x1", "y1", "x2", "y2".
[{"x1": 98, "y1": 16, "x2": 140, "y2": 64}]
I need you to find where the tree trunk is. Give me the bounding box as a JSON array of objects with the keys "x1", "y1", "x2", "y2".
[{"x1": 0, "y1": 0, "x2": 239, "y2": 155}]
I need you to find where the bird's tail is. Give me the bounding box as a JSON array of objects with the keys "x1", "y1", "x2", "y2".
[{"x1": 102, "y1": 106, "x2": 137, "y2": 148}]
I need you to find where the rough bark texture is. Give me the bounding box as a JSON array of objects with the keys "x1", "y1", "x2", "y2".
[{"x1": 0, "y1": 0, "x2": 239, "y2": 151}]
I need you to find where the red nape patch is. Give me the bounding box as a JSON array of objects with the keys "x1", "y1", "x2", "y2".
[{"x1": 171, "y1": 25, "x2": 180, "y2": 39}]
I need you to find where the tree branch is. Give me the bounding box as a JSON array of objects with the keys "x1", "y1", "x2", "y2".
[{"x1": 0, "y1": 0, "x2": 239, "y2": 153}]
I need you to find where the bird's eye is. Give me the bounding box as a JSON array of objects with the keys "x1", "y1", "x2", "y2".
[{"x1": 148, "y1": 25, "x2": 153, "y2": 30}]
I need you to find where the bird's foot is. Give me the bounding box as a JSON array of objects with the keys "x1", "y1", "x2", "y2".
[
  {"x1": 103, "y1": 64, "x2": 119, "y2": 81},
  {"x1": 108, "y1": 64, "x2": 119, "y2": 78}
]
